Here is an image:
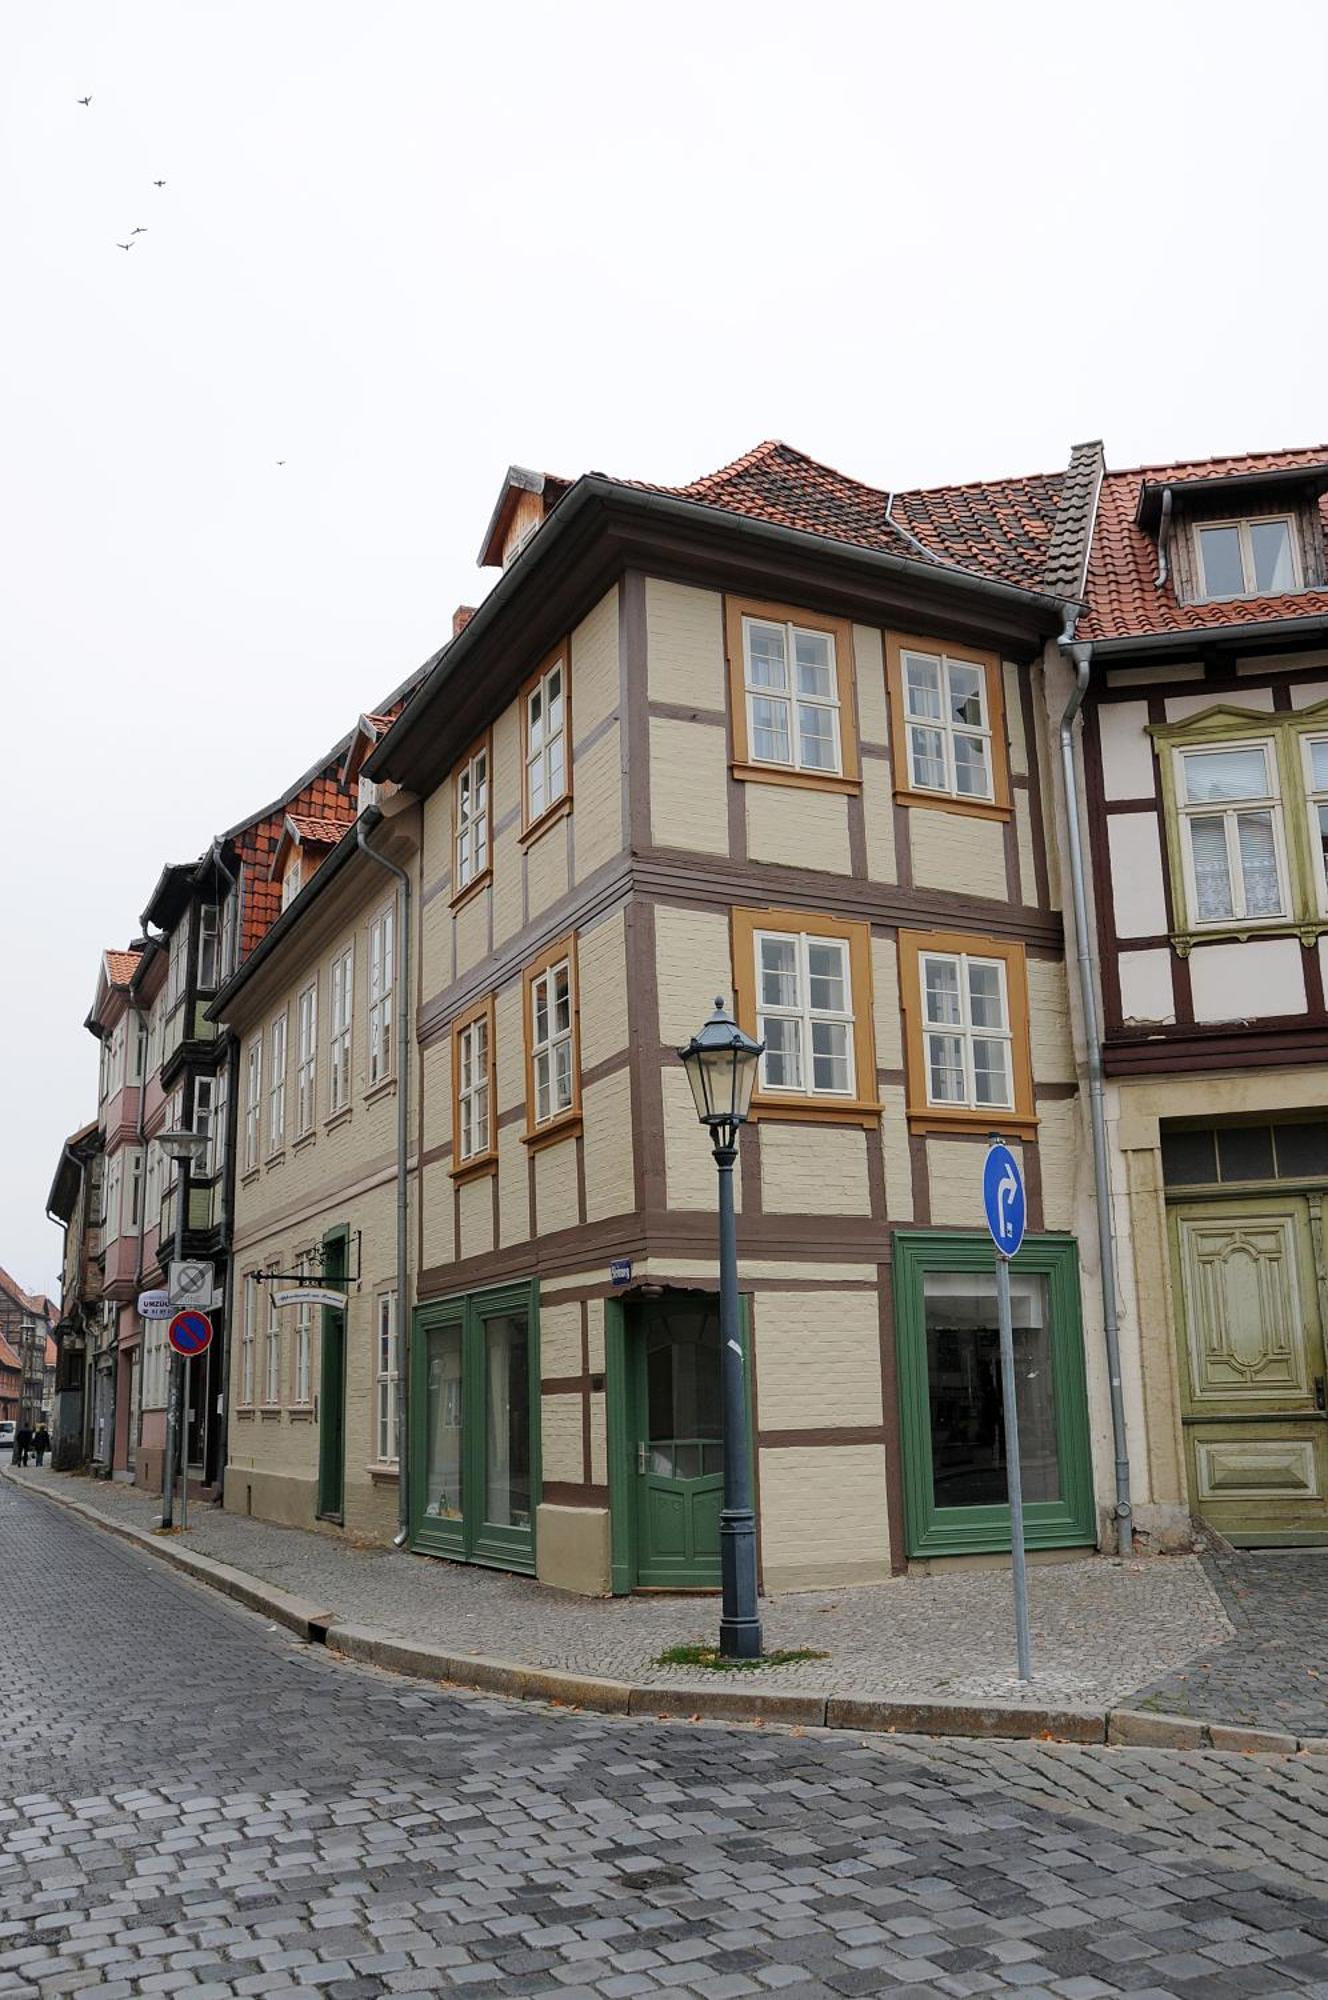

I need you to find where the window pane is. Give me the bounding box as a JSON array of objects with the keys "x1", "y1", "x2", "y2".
[
  {"x1": 546, "y1": 667, "x2": 563, "y2": 733},
  {"x1": 924, "y1": 1271, "x2": 1059, "y2": 1507},
  {"x1": 528, "y1": 685, "x2": 543, "y2": 747},
  {"x1": 793, "y1": 629, "x2": 833, "y2": 698},
  {"x1": 529, "y1": 757, "x2": 545, "y2": 818},
  {"x1": 807, "y1": 940, "x2": 848, "y2": 1013},
  {"x1": 1273, "y1": 1121, "x2": 1328, "y2": 1178},
  {"x1": 547, "y1": 733, "x2": 565, "y2": 801},
  {"x1": 908, "y1": 723, "x2": 946, "y2": 790},
  {"x1": 424, "y1": 1324, "x2": 463, "y2": 1520},
  {"x1": 953, "y1": 732, "x2": 992, "y2": 797},
  {"x1": 926, "y1": 1031, "x2": 966, "y2": 1102},
  {"x1": 750, "y1": 693, "x2": 791, "y2": 763},
  {"x1": 1310, "y1": 741, "x2": 1328, "y2": 792},
  {"x1": 1188, "y1": 814, "x2": 1234, "y2": 921},
  {"x1": 553, "y1": 964, "x2": 571, "y2": 1033},
  {"x1": 759, "y1": 937, "x2": 799, "y2": 1009},
  {"x1": 923, "y1": 957, "x2": 961, "y2": 1026},
  {"x1": 1250, "y1": 519, "x2": 1295, "y2": 594},
  {"x1": 535, "y1": 1049, "x2": 551, "y2": 1124},
  {"x1": 1199, "y1": 524, "x2": 1245, "y2": 598},
  {"x1": 972, "y1": 1038, "x2": 1012, "y2": 1107},
  {"x1": 484, "y1": 1313, "x2": 531, "y2": 1530},
  {"x1": 553, "y1": 1037, "x2": 573, "y2": 1111},
  {"x1": 966, "y1": 961, "x2": 1006, "y2": 1030},
  {"x1": 746, "y1": 622, "x2": 787, "y2": 690},
  {"x1": 1160, "y1": 1128, "x2": 1218, "y2": 1186},
  {"x1": 1182, "y1": 746, "x2": 1270, "y2": 802},
  {"x1": 1236, "y1": 810, "x2": 1283, "y2": 916},
  {"x1": 904, "y1": 654, "x2": 941, "y2": 720},
  {"x1": 796, "y1": 701, "x2": 839, "y2": 771},
  {"x1": 1216, "y1": 1125, "x2": 1276, "y2": 1182},
  {"x1": 947, "y1": 661, "x2": 985, "y2": 728},
  {"x1": 761, "y1": 1015, "x2": 802, "y2": 1089},
  {"x1": 810, "y1": 1018, "x2": 850, "y2": 1092}
]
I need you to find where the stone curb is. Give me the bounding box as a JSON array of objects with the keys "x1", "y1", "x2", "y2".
[{"x1": 4, "y1": 1467, "x2": 1317, "y2": 1754}]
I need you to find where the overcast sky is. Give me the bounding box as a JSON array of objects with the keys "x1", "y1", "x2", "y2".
[{"x1": 4, "y1": 0, "x2": 1326, "y2": 1297}]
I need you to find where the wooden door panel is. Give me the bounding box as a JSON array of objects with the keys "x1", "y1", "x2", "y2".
[{"x1": 1178, "y1": 1213, "x2": 1311, "y2": 1408}]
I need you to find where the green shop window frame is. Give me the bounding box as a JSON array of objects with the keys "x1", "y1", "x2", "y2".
[
  {"x1": 409, "y1": 1278, "x2": 541, "y2": 1573},
  {"x1": 893, "y1": 1231, "x2": 1095, "y2": 1559},
  {"x1": 1148, "y1": 698, "x2": 1328, "y2": 954}
]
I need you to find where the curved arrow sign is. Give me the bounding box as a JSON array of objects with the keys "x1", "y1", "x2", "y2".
[{"x1": 982, "y1": 1141, "x2": 1026, "y2": 1260}]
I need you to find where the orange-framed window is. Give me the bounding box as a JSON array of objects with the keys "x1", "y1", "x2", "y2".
[
  {"x1": 885, "y1": 632, "x2": 1011, "y2": 820},
  {"x1": 522, "y1": 933, "x2": 581, "y2": 1145},
  {"x1": 731, "y1": 906, "x2": 878, "y2": 1126},
  {"x1": 723, "y1": 596, "x2": 860, "y2": 794},
  {"x1": 451, "y1": 994, "x2": 496, "y2": 1179},
  {"x1": 521, "y1": 643, "x2": 571, "y2": 838},
  {"x1": 898, "y1": 929, "x2": 1035, "y2": 1137},
  {"x1": 452, "y1": 734, "x2": 491, "y2": 904}
]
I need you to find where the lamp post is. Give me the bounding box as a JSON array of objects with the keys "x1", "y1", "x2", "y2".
[
  {"x1": 677, "y1": 997, "x2": 765, "y2": 1660},
  {"x1": 153, "y1": 1127, "x2": 209, "y2": 1528}
]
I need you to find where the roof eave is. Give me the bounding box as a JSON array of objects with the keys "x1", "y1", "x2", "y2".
[{"x1": 1088, "y1": 610, "x2": 1328, "y2": 657}]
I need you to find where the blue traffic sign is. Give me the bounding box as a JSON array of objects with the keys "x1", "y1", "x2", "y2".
[
  {"x1": 982, "y1": 1142, "x2": 1026, "y2": 1260},
  {"x1": 168, "y1": 1309, "x2": 213, "y2": 1357}
]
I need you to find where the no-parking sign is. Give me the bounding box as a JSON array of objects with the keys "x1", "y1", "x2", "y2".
[{"x1": 168, "y1": 1309, "x2": 213, "y2": 1358}]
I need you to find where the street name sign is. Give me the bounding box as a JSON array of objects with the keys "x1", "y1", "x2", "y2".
[
  {"x1": 168, "y1": 1309, "x2": 213, "y2": 1357},
  {"x1": 271, "y1": 1286, "x2": 347, "y2": 1310},
  {"x1": 137, "y1": 1289, "x2": 173, "y2": 1319}
]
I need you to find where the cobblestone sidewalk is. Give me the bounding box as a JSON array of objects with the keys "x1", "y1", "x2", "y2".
[{"x1": 7, "y1": 1464, "x2": 1230, "y2": 1715}]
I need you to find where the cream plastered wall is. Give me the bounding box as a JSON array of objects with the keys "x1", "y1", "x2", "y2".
[
  {"x1": 227, "y1": 1173, "x2": 402, "y2": 1546},
  {"x1": 759, "y1": 1442, "x2": 891, "y2": 1589},
  {"x1": 418, "y1": 584, "x2": 624, "y2": 1001}
]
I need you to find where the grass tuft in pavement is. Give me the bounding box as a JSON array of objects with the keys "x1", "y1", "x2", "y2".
[{"x1": 655, "y1": 1642, "x2": 830, "y2": 1673}]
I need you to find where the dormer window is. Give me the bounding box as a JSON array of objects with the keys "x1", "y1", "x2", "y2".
[
  {"x1": 281, "y1": 858, "x2": 302, "y2": 910},
  {"x1": 1195, "y1": 516, "x2": 1300, "y2": 602}
]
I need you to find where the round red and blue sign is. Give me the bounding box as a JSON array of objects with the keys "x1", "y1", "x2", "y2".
[{"x1": 168, "y1": 1309, "x2": 213, "y2": 1357}]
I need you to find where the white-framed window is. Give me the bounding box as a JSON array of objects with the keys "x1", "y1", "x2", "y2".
[
  {"x1": 368, "y1": 907, "x2": 394, "y2": 1086},
  {"x1": 146, "y1": 997, "x2": 162, "y2": 1079},
  {"x1": 132, "y1": 1016, "x2": 147, "y2": 1084},
  {"x1": 123, "y1": 1147, "x2": 143, "y2": 1235},
  {"x1": 357, "y1": 774, "x2": 379, "y2": 814},
  {"x1": 328, "y1": 946, "x2": 353, "y2": 1113},
  {"x1": 526, "y1": 659, "x2": 567, "y2": 822},
  {"x1": 268, "y1": 1011, "x2": 287, "y2": 1151},
  {"x1": 900, "y1": 647, "x2": 993, "y2": 800},
  {"x1": 755, "y1": 930, "x2": 855, "y2": 1097},
  {"x1": 296, "y1": 983, "x2": 317, "y2": 1134},
  {"x1": 1194, "y1": 516, "x2": 1300, "y2": 602},
  {"x1": 375, "y1": 1291, "x2": 398, "y2": 1464},
  {"x1": 240, "y1": 1274, "x2": 255, "y2": 1404},
  {"x1": 243, "y1": 1038, "x2": 263, "y2": 1172},
  {"x1": 98, "y1": 1036, "x2": 111, "y2": 1104},
  {"x1": 197, "y1": 905, "x2": 220, "y2": 990},
  {"x1": 144, "y1": 1143, "x2": 161, "y2": 1235},
  {"x1": 281, "y1": 857, "x2": 302, "y2": 911},
  {"x1": 742, "y1": 616, "x2": 842, "y2": 775},
  {"x1": 193, "y1": 1077, "x2": 215, "y2": 1177},
  {"x1": 1304, "y1": 736, "x2": 1328, "y2": 915},
  {"x1": 457, "y1": 1014, "x2": 490, "y2": 1162},
  {"x1": 166, "y1": 921, "x2": 188, "y2": 1009},
  {"x1": 530, "y1": 958, "x2": 574, "y2": 1125},
  {"x1": 218, "y1": 889, "x2": 236, "y2": 986},
  {"x1": 293, "y1": 1254, "x2": 312, "y2": 1405},
  {"x1": 456, "y1": 747, "x2": 489, "y2": 890},
  {"x1": 212, "y1": 1064, "x2": 228, "y2": 1180},
  {"x1": 264, "y1": 1285, "x2": 281, "y2": 1406},
  {"x1": 919, "y1": 950, "x2": 1014, "y2": 1112},
  {"x1": 103, "y1": 1152, "x2": 123, "y2": 1245},
  {"x1": 1176, "y1": 740, "x2": 1288, "y2": 927}
]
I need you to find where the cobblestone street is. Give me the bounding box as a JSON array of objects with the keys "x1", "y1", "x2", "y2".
[{"x1": 11, "y1": 1478, "x2": 1328, "y2": 1996}]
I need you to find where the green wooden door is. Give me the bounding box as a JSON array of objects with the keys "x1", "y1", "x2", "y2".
[
  {"x1": 316, "y1": 1232, "x2": 347, "y2": 1523},
  {"x1": 629, "y1": 1297, "x2": 724, "y2": 1588},
  {"x1": 1171, "y1": 1195, "x2": 1328, "y2": 1544}
]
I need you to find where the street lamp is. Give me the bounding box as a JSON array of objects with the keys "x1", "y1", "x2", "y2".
[
  {"x1": 152, "y1": 1127, "x2": 210, "y2": 1528},
  {"x1": 678, "y1": 997, "x2": 765, "y2": 1660}
]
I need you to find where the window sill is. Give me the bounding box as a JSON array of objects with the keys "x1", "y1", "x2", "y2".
[
  {"x1": 451, "y1": 1152, "x2": 498, "y2": 1185},
  {"x1": 519, "y1": 795, "x2": 572, "y2": 848},
  {"x1": 235, "y1": 1407, "x2": 255, "y2": 1420},
  {"x1": 749, "y1": 1098, "x2": 881, "y2": 1130},
  {"x1": 1171, "y1": 919, "x2": 1328, "y2": 957},
  {"x1": 324, "y1": 1107, "x2": 353, "y2": 1133},
  {"x1": 450, "y1": 868, "x2": 491, "y2": 913},
  {"x1": 288, "y1": 1405, "x2": 313, "y2": 1423},
  {"x1": 240, "y1": 1167, "x2": 261, "y2": 1187},
  {"x1": 293, "y1": 1130, "x2": 317, "y2": 1154},
  {"x1": 732, "y1": 761, "x2": 860, "y2": 797},
  {"x1": 259, "y1": 1406, "x2": 282, "y2": 1421},
  {"x1": 363, "y1": 1076, "x2": 397, "y2": 1108},
  {"x1": 367, "y1": 1461, "x2": 400, "y2": 1483},
  {"x1": 265, "y1": 1149, "x2": 286, "y2": 1169},
  {"x1": 522, "y1": 1111, "x2": 583, "y2": 1152},
  {"x1": 894, "y1": 784, "x2": 1011, "y2": 823},
  {"x1": 906, "y1": 1106, "x2": 1038, "y2": 1139}
]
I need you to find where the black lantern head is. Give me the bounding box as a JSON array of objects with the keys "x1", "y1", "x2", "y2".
[{"x1": 677, "y1": 996, "x2": 764, "y2": 1150}]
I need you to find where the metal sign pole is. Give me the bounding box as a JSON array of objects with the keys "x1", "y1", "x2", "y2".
[
  {"x1": 179, "y1": 1355, "x2": 189, "y2": 1533},
  {"x1": 995, "y1": 1248, "x2": 1033, "y2": 1682}
]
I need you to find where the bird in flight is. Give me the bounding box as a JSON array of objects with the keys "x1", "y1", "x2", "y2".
[
  {"x1": 116, "y1": 241, "x2": 135, "y2": 252},
  {"x1": 77, "y1": 95, "x2": 92, "y2": 106},
  {"x1": 276, "y1": 460, "x2": 287, "y2": 467},
  {"x1": 131, "y1": 226, "x2": 148, "y2": 235},
  {"x1": 152, "y1": 178, "x2": 166, "y2": 188}
]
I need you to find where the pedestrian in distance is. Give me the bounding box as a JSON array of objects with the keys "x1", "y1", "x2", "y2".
[
  {"x1": 14, "y1": 1425, "x2": 31, "y2": 1466},
  {"x1": 32, "y1": 1426, "x2": 50, "y2": 1468}
]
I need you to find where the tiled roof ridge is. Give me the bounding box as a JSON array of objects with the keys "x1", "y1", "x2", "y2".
[
  {"x1": 1107, "y1": 440, "x2": 1328, "y2": 481},
  {"x1": 0, "y1": 1265, "x2": 52, "y2": 1317},
  {"x1": 103, "y1": 948, "x2": 142, "y2": 986},
  {"x1": 894, "y1": 461, "x2": 1068, "y2": 503},
  {"x1": 285, "y1": 809, "x2": 355, "y2": 841}
]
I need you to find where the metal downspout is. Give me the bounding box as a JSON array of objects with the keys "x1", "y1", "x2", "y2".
[
  {"x1": 356, "y1": 810, "x2": 412, "y2": 1546},
  {"x1": 1058, "y1": 615, "x2": 1133, "y2": 1555}
]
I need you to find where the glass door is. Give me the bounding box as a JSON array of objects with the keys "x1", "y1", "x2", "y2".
[
  {"x1": 630, "y1": 1297, "x2": 724, "y2": 1588},
  {"x1": 411, "y1": 1283, "x2": 538, "y2": 1572}
]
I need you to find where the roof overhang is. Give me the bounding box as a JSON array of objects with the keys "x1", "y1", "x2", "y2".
[
  {"x1": 478, "y1": 465, "x2": 554, "y2": 567},
  {"x1": 1136, "y1": 463, "x2": 1328, "y2": 535},
  {"x1": 368, "y1": 474, "x2": 1067, "y2": 798},
  {"x1": 1087, "y1": 610, "x2": 1328, "y2": 660}
]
